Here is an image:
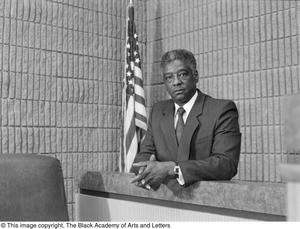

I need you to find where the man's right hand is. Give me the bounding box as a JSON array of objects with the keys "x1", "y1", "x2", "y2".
[
  {"x1": 131, "y1": 157, "x2": 176, "y2": 190},
  {"x1": 132, "y1": 154, "x2": 156, "y2": 190}
]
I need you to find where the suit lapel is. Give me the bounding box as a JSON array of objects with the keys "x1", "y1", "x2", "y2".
[
  {"x1": 177, "y1": 91, "x2": 206, "y2": 161},
  {"x1": 161, "y1": 101, "x2": 178, "y2": 159}
]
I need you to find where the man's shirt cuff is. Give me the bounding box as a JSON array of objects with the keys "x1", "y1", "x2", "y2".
[{"x1": 176, "y1": 166, "x2": 185, "y2": 185}]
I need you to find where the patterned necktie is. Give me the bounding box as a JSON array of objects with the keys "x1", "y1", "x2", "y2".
[{"x1": 176, "y1": 107, "x2": 185, "y2": 145}]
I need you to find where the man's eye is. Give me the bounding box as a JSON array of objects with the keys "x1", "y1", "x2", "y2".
[
  {"x1": 164, "y1": 75, "x2": 172, "y2": 80},
  {"x1": 179, "y1": 72, "x2": 188, "y2": 78}
]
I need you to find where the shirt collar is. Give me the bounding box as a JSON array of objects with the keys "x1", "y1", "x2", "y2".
[{"x1": 174, "y1": 90, "x2": 198, "y2": 115}]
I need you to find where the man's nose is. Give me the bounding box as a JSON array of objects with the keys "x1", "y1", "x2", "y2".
[{"x1": 172, "y1": 75, "x2": 182, "y2": 85}]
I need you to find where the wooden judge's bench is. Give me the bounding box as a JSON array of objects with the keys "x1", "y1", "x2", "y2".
[{"x1": 75, "y1": 171, "x2": 291, "y2": 221}]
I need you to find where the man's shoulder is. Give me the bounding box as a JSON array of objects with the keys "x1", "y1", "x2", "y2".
[
  {"x1": 152, "y1": 99, "x2": 173, "y2": 110},
  {"x1": 203, "y1": 93, "x2": 237, "y2": 111}
]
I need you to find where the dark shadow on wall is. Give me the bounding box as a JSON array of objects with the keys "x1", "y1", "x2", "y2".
[{"x1": 284, "y1": 93, "x2": 300, "y2": 163}]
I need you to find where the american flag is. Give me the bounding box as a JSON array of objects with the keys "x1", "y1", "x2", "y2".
[{"x1": 120, "y1": 0, "x2": 147, "y2": 172}]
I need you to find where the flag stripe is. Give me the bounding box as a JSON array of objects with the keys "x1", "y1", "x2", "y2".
[
  {"x1": 134, "y1": 67, "x2": 143, "y2": 79},
  {"x1": 134, "y1": 75, "x2": 144, "y2": 87},
  {"x1": 135, "y1": 101, "x2": 147, "y2": 118},
  {"x1": 135, "y1": 93, "x2": 146, "y2": 106},
  {"x1": 126, "y1": 133, "x2": 138, "y2": 172},
  {"x1": 135, "y1": 119, "x2": 147, "y2": 131},
  {"x1": 125, "y1": 118, "x2": 136, "y2": 151},
  {"x1": 124, "y1": 97, "x2": 135, "y2": 133},
  {"x1": 135, "y1": 111, "x2": 147, "y2": 124},
  {"x1": 134, "y1": 84, "x2": 146, "y2": 98}
]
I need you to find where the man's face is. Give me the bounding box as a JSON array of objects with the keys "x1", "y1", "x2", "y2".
[{"x1": 162, "y1": 59, "x2": 199, "y2": 106}]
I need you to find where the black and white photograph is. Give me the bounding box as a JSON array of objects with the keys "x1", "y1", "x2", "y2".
[{"x1": 0, "y1": 0, "x2": 300, "y2": 225}]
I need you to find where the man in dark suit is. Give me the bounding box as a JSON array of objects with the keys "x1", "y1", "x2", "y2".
[{"x1": 131, "y1": 49, "x2": 241, "y2": 190}]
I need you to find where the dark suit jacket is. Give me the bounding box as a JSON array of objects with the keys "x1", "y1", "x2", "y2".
[{"x1": 134, "y1": 90, "x2": 241, "y2": 186}]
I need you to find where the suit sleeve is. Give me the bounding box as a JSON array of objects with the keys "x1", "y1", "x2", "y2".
[
  {"x1": 131, "y1": 106, "x2": 157, "y2": 173},
  {"x1": 178, "y1": 101, "x2": 241, "y2": 186}
]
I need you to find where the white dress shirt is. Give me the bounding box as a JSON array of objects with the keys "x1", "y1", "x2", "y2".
[{"x1": 173, "y1": 90, "x2": 198, "y2": 185}]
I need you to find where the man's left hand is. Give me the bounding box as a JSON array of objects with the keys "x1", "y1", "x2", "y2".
[{"x1": 131, "y1": 161, "x2": 175, "y2": 190}]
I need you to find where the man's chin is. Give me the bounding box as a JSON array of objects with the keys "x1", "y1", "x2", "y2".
[{"x1": 172, "y1": 94, "x2": 187, "y2": 104}]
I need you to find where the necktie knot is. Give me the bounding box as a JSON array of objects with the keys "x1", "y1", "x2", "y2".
[{"x1": 177, "y1": 107, "x2": 185, "y2": 116}]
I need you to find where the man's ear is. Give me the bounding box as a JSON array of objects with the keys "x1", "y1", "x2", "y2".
[{"x1": 194, "y1": 70, "x2": 199, "y2": 82}]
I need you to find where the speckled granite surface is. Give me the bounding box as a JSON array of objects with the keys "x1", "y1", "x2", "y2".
[{"x1": 79, "y1": 171, "x2": 286, "y2": 216}]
